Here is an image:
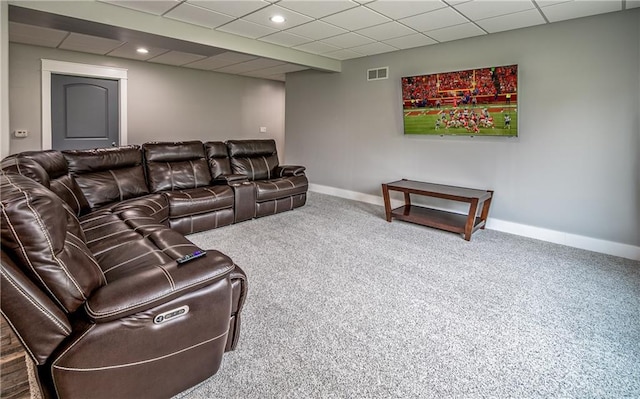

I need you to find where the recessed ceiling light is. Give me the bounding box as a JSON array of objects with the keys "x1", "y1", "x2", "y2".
[
  {"x1": 136, "y1": 48, "x2": 149, "y2": 54},
  {"x1": 270, "y1": 15, "x2": 285, "y2": 23}
]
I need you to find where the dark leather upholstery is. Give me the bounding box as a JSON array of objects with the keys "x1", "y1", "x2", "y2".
[
  {"x1": 144, "y1": 141, "x2": 235, "y2": 234},
  {"x1": 1, "y1": 139, "x2": 306, "y2": 399},
  {"x1": 63, "y1": 146, "x2": 149, "y2": 210},
  {"x1": 226, "y1": 139, "x2": 309, "y2": 218}
]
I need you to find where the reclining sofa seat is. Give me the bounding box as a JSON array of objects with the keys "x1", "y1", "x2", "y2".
[
  {"x1": 226, "y1": 139, "x2": 308, "y2": 218},
  {"x1": 0, "y1": 144, "x2": 251, "y2": 399}
]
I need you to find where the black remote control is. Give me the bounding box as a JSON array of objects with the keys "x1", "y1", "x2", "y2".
[{"x1": 176, "y1": 250, "x2": 206, "y2": 264}]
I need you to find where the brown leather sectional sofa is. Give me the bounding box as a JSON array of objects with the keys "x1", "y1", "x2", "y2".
[{"x1": 0, "y1": 139, "x2": 308, "y2": 399}]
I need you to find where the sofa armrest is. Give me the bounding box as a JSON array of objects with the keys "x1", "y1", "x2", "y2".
[
  {"x1": 276, "y1": 165, "x2": 306, "y2": 177},
  {"x1": 213, "y1": 174, "x2": 248, "y2": 185},
  {"x1": 84, "y1": 250, "x2": 234, "y2": 323}
]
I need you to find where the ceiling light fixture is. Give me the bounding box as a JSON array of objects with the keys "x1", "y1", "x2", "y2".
[
  {"x1": 270, "y1": 15, "x2": 285, "y2": 23},
  {"x1": 136, "y1": 48, "x2": 149, "y2": 54}
]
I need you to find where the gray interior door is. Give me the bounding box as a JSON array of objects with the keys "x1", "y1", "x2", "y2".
[{"x1": 51, "y1": 74, "x2": 119, "y2": 150}]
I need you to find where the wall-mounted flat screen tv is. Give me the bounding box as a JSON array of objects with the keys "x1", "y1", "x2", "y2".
[{"x1": 402, "y1": 64, "x2": 518, "y2": 137}]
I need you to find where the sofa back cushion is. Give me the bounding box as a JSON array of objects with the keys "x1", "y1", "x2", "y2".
[
  {"x1": 204, "y1": 141, "x2": 232, "y2": 179},
  {"x1": 63, "y1": 146, "x2": 149, "y2": 209},
  {"x1": 0, "y1": 173, "x2": 105, "y2": 313},
  {"x1": 226, "y1": 139, "x2": 279, "y2": 181},
  {"x1": 1, "y1": 151, "x2": 91, "y2": 217},
  {"x1": 143, "y1": 141, "x2": 212, "y2": 192}
]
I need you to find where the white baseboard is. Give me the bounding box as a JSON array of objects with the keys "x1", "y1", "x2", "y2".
[{"x1": 308, "y1": 183, "x2": 640, "y2": 261}]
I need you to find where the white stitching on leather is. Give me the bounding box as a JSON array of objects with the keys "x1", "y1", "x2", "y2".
[
  {"x1": 189, "y1": 160, "x2": 198, "y2": 188},
  {"x1": 57, "y1": 178, "x2": 82, "y2": 216},
  {"x1": 0, "y1": 270, "x2": 71, "y2": 335},
  {"x1": 86, "y1": 230, "x2": 129, "y2": 245},
  {"x1": 84, "y1": 264, "x2": 233, "y2": 318},
  {"x1": 0, "y1": 309, "x2": 39, "y2": 364},
  {"x1": 82, "y1": 220, "x2": 122, "y2": 232},
  {"x1": 262, "y1": 156, "x2": 270, "y2": 179},
  {"x1": 52, "y1": 324, "x2": 95, "y2": 397},
  {"x1": 65, "y1": 238, "x2": 107, "y2": 285},
  {"x1": 52, "y1": 331, "x2": 228, "y2": 372},
  {"x1": 102, "y1": 250, "x2": 163, "y2": 274},
  {"x1": 247, "y1": 158, "x2": 255, "y2": 180},
  {"x1": 167, "y1": 162, "x2": 174, "y2": 191},
  {"x1": 156, "y1": 265, "x2": 175, "y2": 290}
]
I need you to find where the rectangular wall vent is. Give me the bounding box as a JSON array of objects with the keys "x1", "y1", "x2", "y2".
[{"x1": 367, "y1": 67, "x2": 389, "y2": 81}]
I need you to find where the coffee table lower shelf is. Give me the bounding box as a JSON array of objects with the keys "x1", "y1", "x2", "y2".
[{"x1": 391, "y1": 205, "x2": 485, "y2": 236}]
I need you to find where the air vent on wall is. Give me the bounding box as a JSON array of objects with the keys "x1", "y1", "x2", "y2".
[{"x1": 367, "y1": 67, "x2": 388, "y2": 81}]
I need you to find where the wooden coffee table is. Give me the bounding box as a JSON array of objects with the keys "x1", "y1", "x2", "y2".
[{"x1": 381, "y1": 179, "x2": 493, "y2": 241}]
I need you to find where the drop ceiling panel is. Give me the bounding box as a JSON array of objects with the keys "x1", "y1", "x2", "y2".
[
  {"x1": 476, "y1": 8, "x2": 546, "y2": 33},
  {"x1": 98, "y1": 0, "x2": 180, "y2": 16},
  {"x1": 107, "y1": 42, "x2": 169, "y2": 60},
  {"x1": 183, "y1": 56, "x2": 245, "y2": 70},
  {"x1": 382, "y1": 33, "x2": 438, "y2": 49},
  {"x1": 148, "y1": 50, "x2": 207, "y2": 66},
  {"x1": 324, "y1": 48, "x2": 365, "y2": 60},
  {"x1": 58, "y1": 32, "x2": 125, "y2": 55},
  {"x1": 364, "y1": 0, "x2": 447, "y2": 20},
  {"x1": 425, "y1": 22, "x2": 485, "y2": 43},
  {"x1": 349, "y1": 41, "x2": 398, "y2": 56},
  {"x1": 164, "y1": 3, "x2": 235, "y2": 29},
  {"x1": 321, "y1": 6, "x2": 392, "y2": 31},
  {"x1": 321, "y1": 32, "x2": 375, "y2": 48},
  {"x1": 216, "y1": 19, "x2": 279, "y2": 39},
  {"x1": 539, "y1": 1, "x2": 622, "y2": 23},
  {"x1": 214, "y1": 60, "x2": 276, "y2": 73},
  {"x1": 400, "y1": 7, "x2": 470, "y2": 32},
  {"x1": 187, "y1": 0, "x2": 270, "y2": 17},
  {"x1": 259, "y1": 31, "x2": 313, "y2": 47},
  {"x1": 453, "y1": 1, "x2": 536, "y2": 21},
  {"x1": 277, "y1": 0, "x2": 358, "y2": 19},
  {"x1": 285, "y1": 20, "x2": 348, "y2": 40},
  {"x1": 215, "y1": 51, "x2": 260, "y2": 63},
  {"x1": 242, "y1": 4, "x2": 314, "y2": 30},
  {"x1": 294, "y1": 41, "x2": 341, "y2": 55},
  {"x1": 233, "y1": 58, "x2": 286, "y2": 71},
  {"x1": 9, "y1": 22, "x2": 68, "y2": 48},
  {"x1": 356, "y1": 21, "x2": 417, "y2": 41},
  {"x1": 249, "y1": 63, "x2": 309, "y2": 76}
]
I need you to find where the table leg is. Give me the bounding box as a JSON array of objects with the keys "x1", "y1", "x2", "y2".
[
  {"x1": 382, "y1": 184, "x2": 392, "y2": 222},
  {"x1": 464, "y1": 198, "x2": 479, "y2": 241},
  {"x1": 479, "y1": 191, "x2": 493, "y2": 229}
]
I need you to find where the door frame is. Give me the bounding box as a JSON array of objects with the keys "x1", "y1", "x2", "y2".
[{"x1": 41, "y1": 59, "x2": 128, "y2": 150}]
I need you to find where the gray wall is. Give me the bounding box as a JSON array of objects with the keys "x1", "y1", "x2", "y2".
[
  {"x1": 9, "y1": 43, "x2": 285, "y2": 155},
  {"x1": 285, "y1": 10, "x2": 640, "y2": 246}
]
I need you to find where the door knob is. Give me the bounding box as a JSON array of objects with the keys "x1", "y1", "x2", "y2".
[{"x1": 111, "y1": 142, "x2": 116, "y2": 147}]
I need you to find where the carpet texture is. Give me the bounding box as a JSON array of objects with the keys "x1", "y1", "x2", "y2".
[{"x1": 176, "y1": 192, "x2": 639, "y2": 398}]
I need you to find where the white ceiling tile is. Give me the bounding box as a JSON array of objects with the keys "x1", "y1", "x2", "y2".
[
  {"x1": 214, "y1": 59, "x2": 276, "y2": 73},
  {"x1": 58, "y1": 33, "x2": 124, "y2": 55},
  {"x1": 349, "y1": 41, "x2": 398, "y2": 55},
  {"x1": 400, "y1": 7, "x2": 469, "y2": 32},
  {"x1": 476, "y1": 8, "x2": 546, "y2": 33},
  {"x1": 278, "y1": 0, "x2": 358, "y2": 19},
  {"x1": 320, "y1": 32, "x2": 375, "y2": 48},
  {"x1": 259, "y1": 31, "x2": 313, "y2": 46},
  {"x1": 364, "y1": 0, "x2": 447, "y2": 20},
  {"x1": 539, "y1": 1, "x2": 622, "y2": 23},
  {"x1": 293, "y1": 41, "x2": 341, "y2": 54},
  {"x1": 356, "y1": 21, "x2": 417, "y2": 41},
  {"x1": 183, "y1": 56, "x2": 244, "y2": 70},
  {"x1": 187, "y1": 0, "x2": 270, "y2": 17},
  {"x1": 9, "y1": 22, "x2": 68, "y2": 48},
  {"x1": 323, "y1": 48, "x2": 365, "y2": 60},
  {"x1": 107, "y1": 42, "x2": 169, "y2": 60},
  {"x1": 249, "y1": 63, "x2": 309, "y2": 75},
  {"x1": 321, "y1": 6, "x2": 392, "y2": 31},
  {"x1": 215, "y1": 51, "x2": 259, "y2": 62},
  {"x1": 98, "y1": 0, "x2": 180, "y2": 16},
  {"x1": 216, "y1": 19, "x2": 279, "y2": 38},
  {"x1": 235, "y1": 58, "x2": 286, "y2": 70},
  {"x1": 285, "y1": 20, "x2": 348, "y2": 40},
  {"x1": 425, "y1": 22, "x2": 485, "y2": 42},
  {"x1": 453, "y1": 0, "x2": 535, "y2": 21},
  {"x1": 164, "y1": 3, "x2": 235, "y2": 28},
  {"x1": 535, "y1": 1, "x2": 573, "y2": 6},
  {"x1": 382, "y1": 33, "x2": 437, "y2": 49},
  {"x1": 241, "y1": 4, "x2": 314, "y2": 30},
  {"x1": 148, "y1": 50, "x2": 207, "y2": 66}
]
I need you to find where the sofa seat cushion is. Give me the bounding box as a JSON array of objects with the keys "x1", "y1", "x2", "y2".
[
  {"x1": 109, "y1": 194, "x2": 169, "y2": 225},
  {"x1": 80, "y1": 209, "x2": 203, "y2": 282},
  {"x1": 165, "y1": 186, "x2": 234, "y2": 218},
  {"x1": 255, "y1": 175, "x2": 309, "y2": 202}
]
